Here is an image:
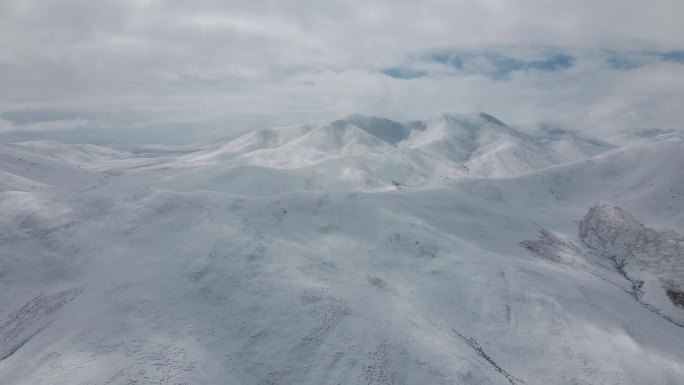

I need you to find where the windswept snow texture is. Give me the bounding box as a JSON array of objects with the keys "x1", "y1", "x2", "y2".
[
  {"x1": 523, "y1": 203, "x2": 684, "y2": 326},
  {"x1": 0, "y1": 113, "x2": 683, "y2": 385}
]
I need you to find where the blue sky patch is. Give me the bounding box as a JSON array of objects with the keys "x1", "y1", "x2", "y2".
[
  {"x1": 430, "y1": 53, "x2": 464, "y2": 69},
  {"x1": 660, "y1": 51, "x2": 684, "y2": 63},
  {"x1": 486, "y1": 54, "x2": 574, "y2": 79},
  {"x1": 605, "y1": 53, "x2": 642, "y2": 70},
  {"x1": 487, "y1": 55, "x2": 525, "y2": 79},
  {"x1": 526, "y1": 54, "x2": 574, "y2": 71},
  {"x1": 430, "y1": 51, "x2": 575, "y2": 80},
  {"x1": 382, "y1": 68, "x2": 427, "y2": 79}
]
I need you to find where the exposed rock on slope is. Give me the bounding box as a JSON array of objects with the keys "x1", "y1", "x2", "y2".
[{"x1": 523, "y1": 203, "x2": 684, "y2": 325}]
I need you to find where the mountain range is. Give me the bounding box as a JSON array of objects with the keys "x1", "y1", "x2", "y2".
[{"x1": 0, "y1": 112, "x2": 682, "y2": 385}]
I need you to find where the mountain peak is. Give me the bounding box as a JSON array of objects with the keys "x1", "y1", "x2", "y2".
[
  {"x1": 331, "y1": 114, "x2": 412, "y2": 145},
  {"x1": 478, "y1": 112, "x2": 506, "y2": 126},
  {"x1": 178, "y1": 112, "x2": 615, "y2": 184}
]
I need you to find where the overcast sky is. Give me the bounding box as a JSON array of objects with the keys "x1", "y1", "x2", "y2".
[{"x1": 1, "y1": 0, "x2": 683, "y2": 139}]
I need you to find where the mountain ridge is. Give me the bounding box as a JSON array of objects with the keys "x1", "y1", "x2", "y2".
[
  {"x1": 0, "y1": 115, "x2": 683, "y2": 384},
  {"x1": 167, "y1": 112, "x2": 615, "y2": 190}
]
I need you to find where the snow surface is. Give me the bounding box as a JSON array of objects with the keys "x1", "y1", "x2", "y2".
[{"x1": 0, "y1": 113, "x2": 683, "y2": 384}]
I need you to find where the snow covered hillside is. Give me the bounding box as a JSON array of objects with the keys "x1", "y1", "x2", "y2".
[
  {"x1": 0, "y1": 113, "x2": 683, "y2": 385},
  {"x1": 171, "y1": 113, "x2": 611, "y2": 191}
]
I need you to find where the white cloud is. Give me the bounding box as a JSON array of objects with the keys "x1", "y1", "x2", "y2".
[
  {"x1": 0, "y1": 118, "x2": 16, "y2": 133},
  {"x1": 0, "y1": 117, "x2": 95, "y2": 133},
  {"x1": 0, "y1": 0, "x2": 683, "y2": 137}
]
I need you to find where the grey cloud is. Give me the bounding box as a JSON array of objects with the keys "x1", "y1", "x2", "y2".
[{"x1": 0, "y1": 0, "x2": 683, "y2": 138}]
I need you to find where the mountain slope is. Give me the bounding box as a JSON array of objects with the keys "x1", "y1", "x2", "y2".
[
  {"x1": 523, "y1": 203, "x2": 684, "y2": 327},
  {"x1": 0, "y1": 114, "x2": 682, "y2": 385},
  {"x1": 168, "y1": 112, "x2": 613, "y2": 192}
]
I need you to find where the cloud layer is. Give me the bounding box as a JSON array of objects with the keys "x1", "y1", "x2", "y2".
[{"x1": 1, "y1": 0, "x2": 683, "y2": 137}]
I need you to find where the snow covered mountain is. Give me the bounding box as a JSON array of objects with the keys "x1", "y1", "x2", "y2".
[
  {"x1": 162, "y1": 112, "x2": 612, "y2": 193},
  {"x1": 0, "y1": 113, "x2": 683, "y2": 385}
]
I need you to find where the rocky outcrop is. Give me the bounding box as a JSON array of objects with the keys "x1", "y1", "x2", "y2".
[{"x1": 524, "y1": 203, "x2": 684, "y2": 325}]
